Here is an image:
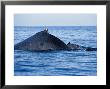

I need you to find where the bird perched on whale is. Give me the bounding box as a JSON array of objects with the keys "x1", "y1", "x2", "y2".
[{"x1": 14, "y1": 28, "x2": 97, "y2": 51}]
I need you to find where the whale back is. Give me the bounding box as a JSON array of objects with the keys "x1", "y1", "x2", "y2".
[{"x1": 14, "y1": 31, "x2": 69, "y2": 51}]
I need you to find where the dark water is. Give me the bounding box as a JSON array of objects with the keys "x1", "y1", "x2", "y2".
[{"x1": 14, "y1": 26, "x2": 97, "y2": 76}]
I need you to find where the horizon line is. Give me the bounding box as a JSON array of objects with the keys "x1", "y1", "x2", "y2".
[{"x1": 14, "y1": 25, "x2": 97, "y2": 27}]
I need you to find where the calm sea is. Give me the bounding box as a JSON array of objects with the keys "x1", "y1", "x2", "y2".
[{"x1": 14, "y1": 26, "x2": 97, "y2": 76}]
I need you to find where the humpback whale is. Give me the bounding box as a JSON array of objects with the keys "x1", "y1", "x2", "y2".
[
  {"x1": 14, "y1": 30, "x2": 69, "y2": 51},
  {"x1": 14, "y1": 30, "x2": 97, "y2": 51}
]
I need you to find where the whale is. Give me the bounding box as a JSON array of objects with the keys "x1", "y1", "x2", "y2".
[
  {"x1": 14, "y1": 30, "x2": 69, "y2": 51},
  {"x1": 14, "y1": 30, "x2": 97, "y2": 51}
]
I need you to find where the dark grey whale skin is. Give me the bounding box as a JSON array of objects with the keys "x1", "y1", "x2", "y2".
[
  {"x1": 14, "y1": 31, "x2": 69, "y2": 51},
  {"x1": 14, "y1": 30, "x2": 97, "y2": 51}
]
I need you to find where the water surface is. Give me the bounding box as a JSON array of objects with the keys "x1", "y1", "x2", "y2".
[{"x1": 14, "y1": 26, "x2": 97, "y2": 76}]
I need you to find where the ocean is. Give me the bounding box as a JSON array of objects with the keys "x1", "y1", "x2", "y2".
[{"x1": 14, "y1": 26, "x2": 97, "y2": 76}]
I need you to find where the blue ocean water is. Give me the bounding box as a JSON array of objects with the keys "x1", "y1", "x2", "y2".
[{"x1": 14, "y1": 26, "x2": 97, "y2": 76}]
